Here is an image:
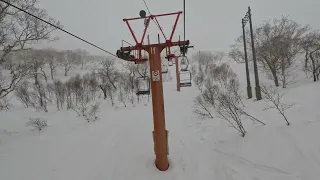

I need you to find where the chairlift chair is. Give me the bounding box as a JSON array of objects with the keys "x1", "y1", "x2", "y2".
[
  {"x1": 180, "y1": 61, "x2": 188, "y2": 71},
  {"x1": 136, "y1": 76, "x2": 150, "y2": 95},
  {"x1": 162, "y1": 64, "x2": 168, "y2": 74},
  {"x1": 132, "y1": 58, "x2": 148, "y2": 64},
  {"x1": 180, "y1": 45, "x2": 188, "y2": 55},
  {"x1": 116, "y1": 50, "x2": 135, "y2": 60},
  {"x1": 179, "y1": 70, "x2": 192, "y2": 87},
  {"x1": 116, "y1": 49, "x2": 147, "y2": 64},
  {"x1": 165, "y1": 53, "x2": 174, "y2": 66},
  {"x1": 180, "y1": 56, "x2": 190, "y2": 71}
]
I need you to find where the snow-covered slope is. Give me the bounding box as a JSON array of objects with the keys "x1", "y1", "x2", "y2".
[{"x1": 0, "y1": 60, "x2": 320, "y2": 180}]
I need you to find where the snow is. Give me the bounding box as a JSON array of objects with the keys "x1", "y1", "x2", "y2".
[{"x1": 1, "y1": 59, "x2": 320, "y2": 180}]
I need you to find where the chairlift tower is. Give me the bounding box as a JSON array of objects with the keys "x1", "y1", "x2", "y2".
[{"x1": 117, "y1": 10, "x2": 190, "y2": 171}]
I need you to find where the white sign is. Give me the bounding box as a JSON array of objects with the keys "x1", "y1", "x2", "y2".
[
  {"x1": 152, "y1": 70, "x2": 160, "y2": 81},
  {"x1": 150, "y1": 47, "x2": 156, "y2": 54}
]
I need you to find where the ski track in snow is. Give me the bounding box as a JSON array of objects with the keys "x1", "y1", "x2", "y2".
[{"x1": 213, "y1": 149, "x2": 292, "y2": 175}]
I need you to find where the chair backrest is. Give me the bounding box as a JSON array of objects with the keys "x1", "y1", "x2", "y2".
[{"x1": 137, "y1": 77, "x2": 150, "y2": 91}]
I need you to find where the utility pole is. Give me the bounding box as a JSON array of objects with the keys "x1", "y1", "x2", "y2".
[
  {"x1": 248, "y1": 7, "x2": 262, "y2": 100},
  {"x1": 242, "y1": 6, "x2": 262, "y2": 101},
  {"x1": 242, "y1": 19, "x2": 252, "y2": 99}
]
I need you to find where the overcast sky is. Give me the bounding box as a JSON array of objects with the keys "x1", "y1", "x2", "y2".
[{"x1": 36, "y1": 0, "x2": 320, "y2": 57}]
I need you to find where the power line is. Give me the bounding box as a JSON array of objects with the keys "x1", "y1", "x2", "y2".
[
  {"x1": 182, "y1": 0, "x2": 186, "y2": 57},
  {"x1": 0, "y1": 0, "x2": 117, "y2": 57}
]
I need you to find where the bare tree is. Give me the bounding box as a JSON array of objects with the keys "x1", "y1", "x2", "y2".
[
  {"x1": 29, "y1": 81, "x2": 50, "y2": 112},
  {"x1": 228, "y1": 31, "x2": 256, "y2": 65},
  {"x1": 270, "y1": 33, "x2": 303, "y2": 88},
  {"x1": 191, "y1": 52, "x2": 219, "y2": 92},
  {"x1": 22, "y1": 49, "x2": 48, "y2": 84},
  {"x1": 0, "y1": 0, "x2": 61, "y2": 65},
  {"x1": 58, "y1": 50, "x2": 76, "y2": 76},
  {"x1": 278, "y1": 64, "x2": 299, "y2": 88},
  {"x1": 97, "y1": 57, "x2": 120, "y2": 105},
  {"x1": 193, "y1": 68, "x2": 206, "y2": 92},
  {"x1": 98, "y1": 75, "x2": 108, "y2": 100},
  {"x1": 73, "y1": 101, "x2": 100, "y2": 122},
  {"x1": 51, "y1": 80, "x2": 66, "y2": 110},
  {"x1": 213, "y1": 51, "x2": 225, "y2": 63},
  {"x1": 207, "y1": 63, "x2": 244, "y2": 104},
  {"x1": 26, "y1": 117, "x2": 47, "y2": 131},
  {"x1": 210, "y1": 63, "x2": 235, "y2": 88},
  {"x1": 88, "y1": 75, "x2": 98, "y2": 97},
  {"x1": 15, "y1": 80, "x2": 33, "y2": 108},
  {"x1": 0, "y1": 61, "x2": 29, "y2": 100},
  {"x1": 261, "y1": 84, "x2": 294, "y2": 125},
  {"x1": 0, "y1": 97, "x2": 12, "y2": 111},
  {"x1": 123, "y1": 62, "x2": 136, "y2": 106},
  {"x1": 73, "y1": 49, "x2": 90, "y2": 69},
  {"x1": 69, "y1": 74, "x2": 100, "y2": 122},
  {"x1": 64, "y1": 79, "x2": 73, "y2": 109},
  {"x1": 301, "y1": 31, "x2": 320, "y2": 81},
  {"x1": 136, "y1": 62, "x2": 149, "y2": 78},
  {"x1": 105, "y1": 80, "x2": 116, "y2": 106},
  {"x1": 193, "y1": 92, "x2": 214, "y2": 119},
  {"x1": 252, "y1": 16, "x2": 309, "y2": 87},
  {"x1": 117, "y1": 74, "x2": 128, "y2": 107},
  {"x1": 192, "y1": 51, "x2": 215, "y2": 73},
  {"x1": 42, "y1": 48, "x2": 59, "y2": 80},
  {"x1": 229, "y1": 41, "x2": 246, "y2": 63},
  {"x1": 231, "y1": 16, "x2": 309, "y2": 87},
  {"x1": 69, "y1": 74, "x2": 86, "y2": 103},
  {"x1": 193, "y1": 64, "x2": 264, "y2": 136},
  {"x1": 99, "y1": 57, "x2": 119, "y2": 88},
  {"x1": 214, "y1": 86, "x2": 247, "y2": 137}
]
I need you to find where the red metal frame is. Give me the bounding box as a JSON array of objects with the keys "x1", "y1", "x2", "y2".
[
  {"x1": 121, "y1": 40, "x2": 189, "y2": 51},
  {"x1": 123, "y1": 11, "x2": 182, "y2": 46},
  {"x1": 165, "y1": 54, "x2": 175, "y2": 59},
  {"x1": 123, "y1": 11, "x2": 182, "y2": 21},
  {"x1": 130, "y1": 58, "x2": 147, "y2": 64},
  {"x1": 120, "y1": 11, "x2": 184, "y2": 65}
]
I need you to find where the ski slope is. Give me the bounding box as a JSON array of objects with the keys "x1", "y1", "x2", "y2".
[{"x1": 1, "y1": 60, "x2": 320, "y2": 180}]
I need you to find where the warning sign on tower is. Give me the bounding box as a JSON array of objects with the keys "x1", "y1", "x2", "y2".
[{"x1": 152, "y1": 70, "x2": 160, "y2": 81}]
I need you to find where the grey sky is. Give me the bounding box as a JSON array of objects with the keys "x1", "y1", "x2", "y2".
[{"x1": 37, "y1": 0, "x2": 320, "y2": 56}]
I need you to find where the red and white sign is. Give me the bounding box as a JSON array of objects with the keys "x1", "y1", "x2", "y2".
[{"x1": 152, "y1": 70, "x2": 160, "y2": 81}]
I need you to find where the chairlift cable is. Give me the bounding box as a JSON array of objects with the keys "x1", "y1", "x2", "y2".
[
  {"x1": 122, "y1": 40, "x2": 134, "y2": 46},
  {"x1": 183, "y1": 0, "x2": 186, "y2": 56},
  {"x1": 142, "y1": 0, "x2": 161, "y2": 30},
  {"x1": 0, "y1": 0, "x2": 118, "y2": 58},
  {"x1": 142, "y1": 0, "x2": 167, "y2": 40},
  {"x1": 183, "y1": 3, "x2": 189, "y2": 69},
  {"x1": 142, "y1": 0, "x2": 152, "y2": 15}
]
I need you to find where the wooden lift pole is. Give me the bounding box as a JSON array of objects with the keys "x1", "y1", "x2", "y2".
[
  {"x1": 148, "y1": 45, "x2": 168, "y2": 171},
  {"x1": 118, "y1": 10, "x2": 190, "y2": 171}
]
